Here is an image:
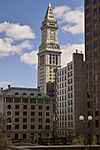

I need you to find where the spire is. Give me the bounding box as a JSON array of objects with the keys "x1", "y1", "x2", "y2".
[
  {"x1": 49, "y1": 3, "x2": 51, "y2": 7},
  {"x1": 44, "y1": 3, "x2": 56, "y2": 21}
]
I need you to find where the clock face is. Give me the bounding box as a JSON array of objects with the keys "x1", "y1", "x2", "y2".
[
  {"x1": 50, "y1": 30, "x2": 55, "y2": 36},
  {"x1": 50, "y1": 30, "x2": 55, "y2": 41},
  {"x1": 50, "y1": 30, "x2": 55, "y2": 35}
]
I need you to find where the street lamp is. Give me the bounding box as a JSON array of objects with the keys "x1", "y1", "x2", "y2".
[{"x1": 79, "y1": 115, "x2": 93, "y2": 150}]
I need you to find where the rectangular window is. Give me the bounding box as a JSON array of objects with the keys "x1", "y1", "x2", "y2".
[
  {"x1": 46, "y1": 118, "x2": 50, "y2": 123},
  {"x1": 68, "y1": 122, "x2": 70, "y2": 127},
  {"x1": 7, "y1": 111, "x2": 11, "y2": 116},
  {"x1": 15, "y1": 118, "x2": 19, "y2": 122},
  {"x1": 15, "y1": 125, "x2": 19, "y2": 129},
  {"x1": 87, "y1": 102, "x2": 90, "y2": 108},
  {"x1": 15, "y1": 105, "x2": 19, "y2": 109},
  {"x1": 31, "y1": 112, "x2": 35, "y2": 116},
  {"x1": 68, "y1": 94, "x2": 70, "y2": 99},
  {"x1": 94, "y1": 40, "x2": 97, "y2": 48},
  {"x1": 31, "y1": 105, "x2": 35, "y2": 109},
  {"x1": 15, "y1": 134, "x2": 19, "y2": 140},
  {"x1": 31, "y1": 118, "x2": 35, "y2": 122},
  {"x1": 6, "y1": 97, "x2": 13, "y2": 103},
  {"x1": 23, "y1": 125, "x2": 27, "y2": 129},
  {"x1": 95, "y1": 111, "x2": 99, "y2": 116},
  {"x1": 49, "y1": 54, "x2": 51, "y2": 64},
  {"x1": 56, "y1": 55, "x2": 58, "y2": 65},
  {"x1": 95, "y1": 120, "x2": 99, "y2": 128},
  {"x1": 7, "y1": 118, "x2": 11, "y2": 123},
  {"x1": 71, "y1": 93, "x2": 73, "y2": 98},
  {"x1": 45, "y1": 99, "x2": 51, "y2": 104},
  {"x1": 37, "y1": 99, "x2": 43, "y2": 104},
  {"x1": 46, "y1": 112, "x2": 50, "y2": 116},
  {"x1": 23, "y1": 118, "x2": 27, "y2": 122},
  {"x1": 71, "y1": 122, "x2": 73, "y2": 127},
  {"x1": 38, "y1": 112, "x2": 42, "y2": 116},
  {"x1": 38, "y1": 125, "x2": 42, "y2": 129},
  {"x1": 7, "y1": 125, "x2": 11, "y2": 130},
  {"x1": 23, "y1": 134, "x2": 27, "y2": 139},
  {"x1": 30, "y1": 98, "x2": 36, "y2": 103},
  {"x1": 38, "y1": 118, "x2": 42, "y2": 123},
  {"x1": 14, "y1": 98, "x2": 21, "y2": 103},
  {"x1": 46, "y1": 125, "x2": 50, "y2": 130},
  {"x1": 31, "y1": 125, "x2": 35, "y2": 129},
  {"x1": 39, "y1": 105, "x2": 42, "y2": 110},
  {"x1": 23, "y1": 112, "x2": 27, "y2": 116},
  {"x1": 22, "y1": 98, "x2": 28, "y2": 103},
  {"x1": 93, "y1": 30, "x2": 97, "y2": 37},
  {"x1": 15, "y1": 111, "x2": 19, "y2": 116},
  {"x1": 23, "y1": 105, "x2": 27, "y2": 109}
]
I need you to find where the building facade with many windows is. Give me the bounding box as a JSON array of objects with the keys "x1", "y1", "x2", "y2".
[
  {"x1": 0, "y1": 86, "x2": 53, "y2": 143},
  {"x1": 85, "y1": 0, "x2": 100, "y2": 144},
  {"x1": 56, "y1": 51, "x2": 86, "y2": 139},
  {"x1": 38, "y1": 3, "x2": 61, "y2": 96}
]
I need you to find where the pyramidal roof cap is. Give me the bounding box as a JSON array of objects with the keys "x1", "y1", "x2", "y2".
[{"x1": 43, "y1": 3, "x2": 56, "y2": 21}]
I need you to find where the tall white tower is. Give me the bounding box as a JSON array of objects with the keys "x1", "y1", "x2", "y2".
[{"x1": 38, "y1": 4, "x2": 61, "y2": 96}]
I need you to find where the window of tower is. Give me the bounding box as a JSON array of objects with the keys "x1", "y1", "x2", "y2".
[
  {"x1": 49, "y1": 54, "x2": 52, "y2": 64},
  {"x1": 50, "y1": 70, "x2": 52, "y2": 73},
  {"x1": 56, "y1": 55, "x2": 58, "y2": 65}
]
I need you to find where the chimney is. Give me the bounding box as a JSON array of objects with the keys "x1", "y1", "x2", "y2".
[
  {"x1": 1, "y1": 88, "x2": 3, "y2": 92},
  {"x1": 8, "y1": 85, "x2": 11, "y2": 89},
  {"x1": 76, "y1": 49, "x2": 78, "y2": 53},
  {"x1": 38, "y1": 86, "x2": 40, "y2": 91}
]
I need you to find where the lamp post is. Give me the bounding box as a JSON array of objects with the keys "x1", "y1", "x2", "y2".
[{"x1": 79, "y1": 115, "x2": 93, "y2": 150}]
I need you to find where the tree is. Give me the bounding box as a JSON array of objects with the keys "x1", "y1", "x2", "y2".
[
  {"x1": 92, "y1": 135, "x2": 97, "y2": 145},
  {"x1": 72, "y1": 135, "x2": 84, "y2": 145},
  {"x1": 0, "y1": 128, "x2": 12, "y2": 150}
]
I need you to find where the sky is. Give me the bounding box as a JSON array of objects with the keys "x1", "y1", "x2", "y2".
[{"x1": 0, "y1": 0, "x2": 84, "y2": 88}]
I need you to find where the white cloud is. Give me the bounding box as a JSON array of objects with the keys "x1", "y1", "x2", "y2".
[
  {"x1": 20, "y1": 44, "x2": 84, "y2": 68},
  {"x1": 54, "y1": 5, "x2": 84, "y2": 34},
  {"x1": 0, "y1": 38, "x2": 33, "y2": 57},
  {"x1": 53, "y1": 5, "x2": 70, "y2": 18},
  {"x1": 61, "y1": 43, "x2": 85, "y2": 67},
  {"x1": 0, "y1": 22, "x2": 35, "y2": 40},
  {"x1": 0, "y1": 22, "x2": 35, "y2": 58},
  {"x1": 20, "y1": 50, "x2": 38, "y2": 66},
  {"x1": 0, "y1": 81, "x2": 12, "y2": 88}
]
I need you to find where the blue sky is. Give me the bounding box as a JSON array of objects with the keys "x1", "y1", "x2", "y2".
[{"x1": 0, "y1": 0, "x2": 84, "y2": 88}]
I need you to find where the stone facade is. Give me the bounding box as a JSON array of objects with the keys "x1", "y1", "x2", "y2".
[
  {"x1": 56, "y1": 51, "x2": 86, "y2": 138},
  {"x1": 85, "y1": 0, "x2": 100, "y2": 144},
  {"x1": 0, "y1": 86, "x2": 53, "y2": 143},
  {"x1": 38, "y1": 4, "x2": 61, "y2": 96}
]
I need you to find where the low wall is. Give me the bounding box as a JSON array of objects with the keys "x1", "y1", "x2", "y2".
[{"x1": 11, "y1": 145, "x2": 100, "y2": 150}]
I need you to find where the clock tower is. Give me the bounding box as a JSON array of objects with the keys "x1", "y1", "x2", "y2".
[{"x1": 38, "y1": 3, "x2": 61, "y2": 96}]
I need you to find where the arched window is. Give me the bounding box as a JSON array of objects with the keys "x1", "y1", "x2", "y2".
[
  {"x1": 30, "y1": 93, "x2": 34, "y2": 96},
  {"x1": 15, "y1": 92, "x2": 19, "y2": 95},
  {"x1": 23, "y1": 93, "x2": 26, "y2": 96},
  {"x1": 38, "y1": 93, "x2": 41, "y2": 96}
]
